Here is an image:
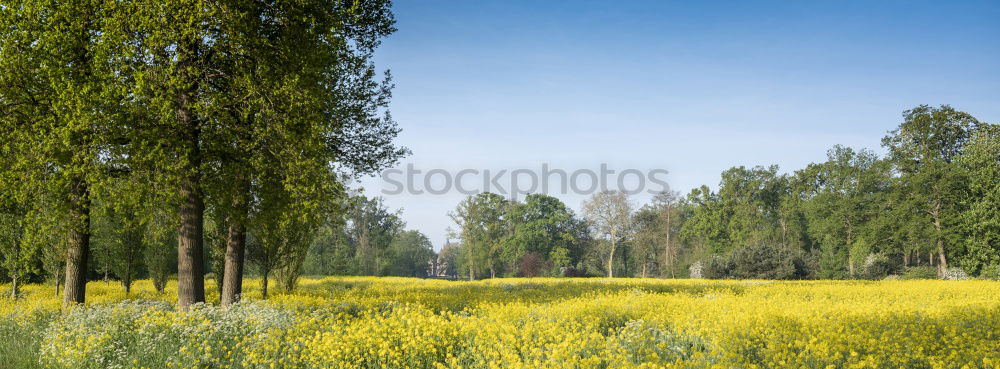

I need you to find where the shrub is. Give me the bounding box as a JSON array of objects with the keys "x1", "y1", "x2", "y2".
[
  {"x1": 900, "y1": 266, "x2": 938, "y2": 280},
  {"x1": 517, "y1": 252, "x2": 550, "y2": 278},
  {"x1": 702, "y1": 244, "x2": 811, "y2": 280},
  {"x1": 979, "y1": 264, "x2": 1000, "y2": 280},
  {"x1": 942, "y1": 267, "x2": 969, "y2": 281},
  {"x1": 860, "y1": 253, "x2": 895, "y2": 280},
  {"x1": 702, "y1": 256, "x2": 733, "y2": 279},
  {"x1": 688, "y1": 261, "x2": 704, "y2": 279}
]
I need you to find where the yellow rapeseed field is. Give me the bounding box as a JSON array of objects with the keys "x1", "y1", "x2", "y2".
[{"x1": 1, "y1": 278, "x2": 998, "y2": 369}]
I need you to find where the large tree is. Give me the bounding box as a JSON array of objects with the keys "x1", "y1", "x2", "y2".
[
  {"x1": 882, "y1": 105, "x2": 981, "y2": 275},
  {"x1": 956, "y1": 123, "x2": 1000, "y2": 276},
  {"x1": 799, "y1": 146, "x2": 890, "y2": 278},
  {"x1": 0, "y1": 0, "x2": 130, "y2": 305},
  {"x1": 505, "y1": 194, "x2": 589, "y2": 277},
  {"x1": 386, "y1": 230, "x2": 435, "y2": 277},
  {"x1": 451, "y1": 193, "x2": 510, "y2": 279},
  {"x1": 119, "y1": 0, "x2": 404, "y2": 309},
  {"x1": 582, "y1": 191, "x2": 633, "y2": 278},
  {"x1": 345, "y1": 195, "x2": 405, "y2": 276}
]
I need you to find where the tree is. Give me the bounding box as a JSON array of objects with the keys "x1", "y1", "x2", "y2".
[
  {"x1": 91, "y1": 197, "x2": 146, "y2": 294},
  {"x1": 956, "y1": 123, "x2": 1000, "y2": 276},
  {"x1": 386, "y1": 230, "x2": 435, "y2": 277},
  {"x1": 798, "y1": 146, "x2": 890, "y2": 278},
  {"x1": 582, "y1": 191, "x2": 633, "y2": 278},
  {"x1": 451, "y1": 193, "x2": 511, "y2": 279},
  {"x1": 208, "y1": 0, "x2": 403, "y2": 305},
  {"x1": 506, "y1": 194, "x2": 589, "y2": 277},
  {"x1": 0, "y1": 199, "x2": 31, "y2": 299},
  {"x1": 0, "y1": 0, "x2": 131, "y2": 306},
  {"x1": 652, "y1": 190, "x2": 683, "y2": 277},
  {"x1": 715, "y1": 166, "x2": 787, "y2": 248},
  {"x1": 247, "y1": 167, "x2": 336, "y2": 298},
  {"x1": 632, "y1": 206, "x2": 662, "y2": 278},
  {"x1": 345, "y1": 195, "x2": 404, "y2": 276},
  {"x1": 436, "y1": 238, "x2": 462, "y2": 278},
  {"x1": 302, "y1": 222, "x2": 354, "y2": 276},
  {"x1": 679, "y1": 186, "x2": 727, "y2": 257},
  {"x1": 144, "y1": 211, "x2": 177, "y2": 294},
  {"x1": 882, "y1": 105, "x2": 981, "y2": 275}
]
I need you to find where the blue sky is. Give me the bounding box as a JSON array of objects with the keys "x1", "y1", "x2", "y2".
[{"x1": 358, "y1": 0, "x2": 1000, "y2": 249}]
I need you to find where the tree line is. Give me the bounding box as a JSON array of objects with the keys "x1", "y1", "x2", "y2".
[
  {"x1": 445, "y1": 105, "x2": 999, "y2": 280},
  {"x1": 0, "y1": 0, "x2": 405, "y2": 309}
]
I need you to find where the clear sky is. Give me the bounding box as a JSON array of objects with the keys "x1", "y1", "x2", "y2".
[{"x1": 358, "y1": 0, "x2": 1000, "y2": 250}]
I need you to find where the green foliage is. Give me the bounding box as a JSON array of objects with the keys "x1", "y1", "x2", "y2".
[
  {"x1": 506, "y1": 194, "x2": 590, "y2": 276},
  {"x1": 345, "y1": 195, "x2": 405, "y2": 276},
  {"x1": 956, "y1": 124, "x2": 1000, "y2": 276},
  {"x1": 860, "y1": 253, "x2": 896, "y2": 280},
  {"x1": 704, "y1": 244, "x2": 809, "y2": 280},
  {"x1": 900, "y1": 266, "x2": 938, "y2": 280},
  {"x1": 451, "y1": 193, "x2": 512, "y2": 279},
  {"x1": 386, "y1": 231, "x2": 435, "y2": 277}
]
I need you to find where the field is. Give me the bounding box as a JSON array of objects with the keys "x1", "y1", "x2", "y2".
[{"x1": 1, "y1": 278, "x2": 998, "y2": 369}]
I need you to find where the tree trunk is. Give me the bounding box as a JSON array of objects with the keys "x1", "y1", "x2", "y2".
[
  {"x1": 607, "y1": 240, "x2": 616, "y2": 278},
  {"x1": 174, "y1": 34, "x2": 206, "y2": 312},
  {"x1": 931, "y1": 201, "x2": 948, "y2": 275},
  {"x1": 123, "y1": 261, "x2": 131, "y2": 295},
  {"x1": 63, "y1": 178, "x2": 90, "y2": 306},
  {"x1": 10, "y1": 276, "x2": 17, "y2": 300},
  {"x1": 846, "y1": 224, "x2": 855, "y2": 279},
  {"x1": 261, "y1": 269, "x2": 269, "y2": 299},
  {"x1": 221, "y1": 221, "x2": 247, "y2": 306},
  {"x1": 468, "y1": 265, "x2": 474, "y2": 281},
  {"x1": 176, "y1": 135, "x2": 206, "y2": 309},
  {"x1": 221, "y1": 174, "x2": 250, "y2": 306},
  {"x1": 641, "y1": 262, "x2": 648, "y2": 278},
  {"x1": 489, "y1": 265, "x2": 496, "y2": 279},
  {"x1": 664, "y1": 208, "x2": 673, "y2": 278}
]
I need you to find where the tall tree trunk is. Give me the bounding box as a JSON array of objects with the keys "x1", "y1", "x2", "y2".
[
  {"x1": 221, "y1": 177, "x2": 249, "y2": 306},
  {"x1": 176, "y1": 117, "x2": 205, "y2": 309},
  {"x1": 607, "y1": 239, "x2": 616, "y2": 278},
  {"x1": 63, "y1": 178, "x2": 90, "y2": 306},
  {"x1": 10, "y1": 276, "x2": 17, "y2": 300},
  {"x1": 468, "y1": 265, "x2": 474, "y2": 281},
  {"x1": 931, "y1": 201, "x2": 948, "y2": 275},
  {"x1": 177, "y1": 175, "x2": 205, "y2": 310},
  {"x1": 664, "y1": 208, "x2": 673, "y2": 278},
  {"x1": 175, "y1": 34, "x2": 206, "y2": 311},
  {"x1": 846, "y1": 223, "x2": 855, "y2": 279}
]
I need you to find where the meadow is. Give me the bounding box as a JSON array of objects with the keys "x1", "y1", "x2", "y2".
[{"x1": 1, "y1": 278, "x2": 998, "y2": 369}]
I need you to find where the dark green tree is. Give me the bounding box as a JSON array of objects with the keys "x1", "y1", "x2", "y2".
[
  {"x1": 882, "y1": 105, "x2": 981, "y2": 275},
  {"x1": 956, "y1": 123, "x2": 1000, "y2": 276}
]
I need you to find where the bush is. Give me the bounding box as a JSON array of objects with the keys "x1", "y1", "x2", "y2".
[
  {"x1": 900, "y1": 266, "x2": 938, "y2": 280},
  {"x1": 702, "y1": 256, "x2": 733, "y2": 279},
  {"x1": 688, "y1": 261, "x2": 704, "y2": 279},
  {"x1": 942, "y1": 267, "x2": 969, "y2": 281},
  {"x1": 703, "y1": 244, "x2": 811, "y2": 280},
  {"x1": 860, "y1": 253, "x2": 895, "y2": 280},
  {"x1": 979, "y1": 264, "x2": 1000, "y2": 280}
]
